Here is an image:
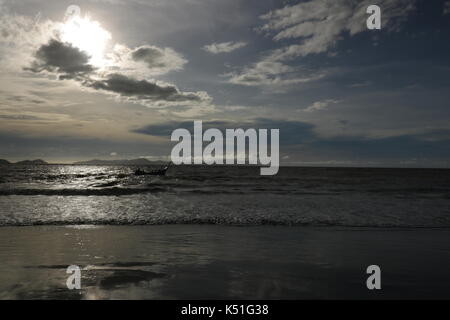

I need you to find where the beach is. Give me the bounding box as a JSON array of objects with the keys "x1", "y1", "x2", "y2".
[
  {"x1": 1, "y1": 225, "x2": 450, "y2": 300},
  {"x1": 1, "y1": 165, "x2": 449, "y2": 299}
]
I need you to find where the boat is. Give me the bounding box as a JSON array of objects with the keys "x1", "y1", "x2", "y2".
[{"x1": 134, "y1": 163, "x2": 171, "y2": 176}]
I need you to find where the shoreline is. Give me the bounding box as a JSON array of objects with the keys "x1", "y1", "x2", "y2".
[
  {"x1": 2, "y1": 162, "x2": 450, "y2": 169},
  {"x1": 2, "y1": 224, "x2": 450, "y2": 229},
  {"x1": 1, "y1": 225, "x2": 450, "y2": 299}
]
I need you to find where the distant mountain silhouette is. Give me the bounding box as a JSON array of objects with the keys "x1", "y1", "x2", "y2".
[
  {"x1": 15, "y1": 159, "x2": 48, "y2": 165},
  {"x1": 0, "y1": 159, "x2": 10, "y2": 165},
  {"x1": 73, "y1": 158, "x2": 167, "y2": 166}
]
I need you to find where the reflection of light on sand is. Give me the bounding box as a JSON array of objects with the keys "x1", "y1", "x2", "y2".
[
  {"x1": 80, "y1": 264, "x2": 167, "y2": 300},
  {"x1": 83, "y1": 279, "x2": 166, "y2": 300}
]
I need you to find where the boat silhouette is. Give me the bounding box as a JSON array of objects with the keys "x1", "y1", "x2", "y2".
[{"x1": 134, "y1": 162, "x2": 171, "y2": 176}]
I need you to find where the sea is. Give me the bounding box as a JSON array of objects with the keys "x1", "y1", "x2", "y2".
[{"x1": 0, "y1": 165, "x2": 449, "y2": 228}]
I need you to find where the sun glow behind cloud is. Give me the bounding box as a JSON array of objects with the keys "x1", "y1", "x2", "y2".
[{"x1": 60, "y1": 15, "x2": 111, "y2": 67}]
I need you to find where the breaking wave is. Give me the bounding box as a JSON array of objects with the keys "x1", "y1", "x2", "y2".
[{"x1": 0, "y1": 165, "x2": 449, "y2": 227}]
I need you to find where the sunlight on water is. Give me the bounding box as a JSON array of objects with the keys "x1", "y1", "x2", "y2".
[{"x1": 0, "y1": 165, "x2": 449, "y2": 227}]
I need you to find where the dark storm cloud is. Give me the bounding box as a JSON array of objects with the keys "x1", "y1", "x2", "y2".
[
  {"x1": 26, "y1": 39, "x2": 94, "y2": 79},
  {"x1": 84, "y1": 73, "x2": 205, "y2": 103}
]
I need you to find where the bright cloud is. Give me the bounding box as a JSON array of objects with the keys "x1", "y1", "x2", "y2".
[
  {"x1": 203, "y1": 41, "x2": 247, "y2": 54},
  {"x1": 304, "y1": 99, "x2": 340, "y2": 112},
  {"x1": 227, "y1": 0, "x2": 416, "y2": 88},
  {"x1": 260, "y1": 0, "x2": 416, "y2": 59},
  {"x1": 227, "y1": 60, "x2": 327, "y2": 86},
  {"x1": 0, "y1": 7, "x2": 210, "y2": 109},
  {"x1": 107, "y1": 44, "x2": 187, "y2": 77}
]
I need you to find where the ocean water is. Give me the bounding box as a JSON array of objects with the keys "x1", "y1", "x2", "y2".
[{"x1": 0, "y1": 165, "x2": 449, "y2": 227}]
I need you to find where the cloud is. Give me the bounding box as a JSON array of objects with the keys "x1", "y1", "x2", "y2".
[
  {"x1": 0, "y1": 129, "x2": 171, "y2": 162},
  {"x1": 132, "y1": 114, "x2": 450, "y2": 162},
  {"x1": 260, "y1": 0, "x2": 416, "y2": 59},
  {"x1": 0, "y1": 6, "x2": 210, "y2": 110},
  {"x1": 0, "y1": 10, "x2": 60, "y2": 72},
  {"x1": 134, "y1": 118, "x2": 450, "y2": 161},
  {"x1": 313, "y1": 130, "x2": 450, "y2": 160},
  {"x1": 26, "y1": 40, "x2": 206, "y2": 107},
  {"x1": 14, "y1": 14, "x2": 209, "y2": 109},
  {"x1": 108, "y1": 44, "x2": 187, "y2": 77},
  {"x1": 26, "y1": 39, "x2": 95, "y2": 79},
  {"x1": 304, "y1": 99, "x2": 340, "y2": 112},
  {"x1": 84, "y1": 73, "x2": 211, "y2": 107},
  {"x1": 157, "y1": 104, "x2": 217, "y2": 118},
  {"x1": 0, "y1": 114, "x2": 47, "y2": 121},
  {"x1": 227, "y1": 60, "x2": 327, "y2": 86},
  {"x1": 227, "y1": 0, "x2": 415, "y2": 88},
  {"x1": 203, "y1": 41, "x2": 247, "y2": 54},
  {"x1": 26, "y1": 41, "x2": 210, "y2": 107},
  {"x1": 133, "y1": 118, "x2": 316, "y2": 145},
  {"x1": 132, "y1": 45, "x2": 186, "y2": 71},
  {"x1": 348, "y1": 81, "x2": 372, "y2": 88}
]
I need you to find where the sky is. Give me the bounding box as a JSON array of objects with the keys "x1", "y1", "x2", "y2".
[{"x1": 0, "y1": 0, "x2": 449, "y2": 166}]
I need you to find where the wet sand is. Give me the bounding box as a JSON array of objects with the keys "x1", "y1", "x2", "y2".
[{"x1": 1, "y1": 225, "x2": 450, "y2": 299}]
